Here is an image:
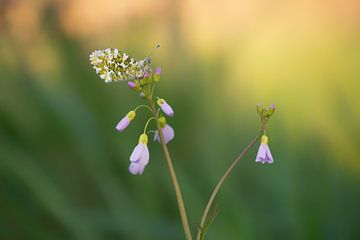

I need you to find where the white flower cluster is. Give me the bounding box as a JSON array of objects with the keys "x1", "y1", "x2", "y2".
[{"x1": 89, "y1": 48, "x2": 151, "y2": 83}]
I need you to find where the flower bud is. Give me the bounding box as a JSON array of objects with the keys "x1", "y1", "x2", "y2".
[
  {"x1": 128, "y1": 81, "x2": 136, "y2": 89},
  {"x1": 158, "y1": 116, "x2": 167, "y2": 128},
  {"x1": 256, "y1": 103, "x2": 263, "y2": 115},
  {"x1": 139, "y1": 92, "x2": 146, "y2": 98},
  {"x1": 266, "y1": 104, "x2": 276, "y2": 117},
  {"x1": 257, "y1": 103, "x2": 276, "y2": 120},
  {"x1": 153, "y1": 67, "x2": 161, "y2": 82}
]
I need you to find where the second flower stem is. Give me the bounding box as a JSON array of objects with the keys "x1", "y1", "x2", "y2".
[
  {"x1": 149, "y1": 99, "x2": 193, "y2": 240},
  {"x1": 196, "y1": 129, "x2": 264, "y2": 240}
]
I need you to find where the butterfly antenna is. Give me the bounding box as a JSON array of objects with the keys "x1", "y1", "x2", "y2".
[{"x1": 146, "y1": 43, "x2": 161, "y2": 58}]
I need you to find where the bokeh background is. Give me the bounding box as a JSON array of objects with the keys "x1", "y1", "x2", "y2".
[{"x1": 1, "y1": 0, "x2": 360, "y2": 239}]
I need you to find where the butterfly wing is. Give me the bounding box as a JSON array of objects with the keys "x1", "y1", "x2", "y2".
[{"x1": 89, "y1": 48, "x2": 151, "y2": 83}]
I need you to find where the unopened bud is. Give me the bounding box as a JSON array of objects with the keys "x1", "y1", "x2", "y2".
[
  {"x1": 128, "y1": 81, "x2": 136, "y2": 89},
  {"x1": 158, "y1": 116, "x2": 167, "y2": 128},
  {"x1": 139, "y1": 92, "x2": 146, "y2": 98},
  {"x1": 266, "y1": 104, "x2": 276, "y2": 117},
  {"x1": 153, "y1": 67, "x2": 161, "y2": 82}
]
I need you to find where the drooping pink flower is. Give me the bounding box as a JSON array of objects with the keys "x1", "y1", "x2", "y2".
[
  {"x1": 129, "y1": 134, "x2": 149, "y2": 175},
  {"x1": 154, "y1": 124, "x2": 175, "y2": 144},
  {"x1": 115, "y1": 111, "x2": 136, "y2": 132},
  {"x1": 157, "y1": 98, "x2": 174, "y2": 117},
  {"x1": 255, "y1": 135, "x2": 274, "y2": 164}
]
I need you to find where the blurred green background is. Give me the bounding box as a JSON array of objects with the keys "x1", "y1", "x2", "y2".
[{"x1": 1, "y1": 0, "x2": 360, "y2": 239}]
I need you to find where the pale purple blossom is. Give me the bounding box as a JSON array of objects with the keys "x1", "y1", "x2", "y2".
[
  {"x1": 157, "y1": 98, "x2": 174, "y2": 117},
  {"x1": 115, "y1": 111, "x2": 136, "y2": 132},
  {"x1": 154, "y1": 124, "x2": 175, "y2": 144},
  {"x1": 255, "y1": 135, "x2": 273, "y2": 164},
  {"x1": 129, "y1": 134, "x2": 149, "y2": 175},
  {"x1": 155, "y1": 67, "x2": 161, "y2": 75}
]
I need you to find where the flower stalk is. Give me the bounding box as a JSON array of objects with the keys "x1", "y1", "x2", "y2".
[
  {"x1": 149, "y1": 97, "x2": 193, "y2": 240},
  {"x1": 196, "y1": 128, "x2": 265, "y2": 240}
]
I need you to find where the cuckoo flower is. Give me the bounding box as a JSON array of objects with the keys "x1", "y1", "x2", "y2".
[
  {"x1": 154, "y1": 124, "x2": 175, "y2": 144},
  {"x1": 154, "y1": 117, "x2": 174, "y2": 144},
  {"x1": 129, "y1": 134, "x2": 150, "y2": 175},
  {"x1": 115, "y1": 111, "x2": 136, "y2": 132},
  {"x1": 157, "y1": 98, "x2": 174, "y2": 117},
  {"x1": 255, "y1": 135, "x2": 274, "y2": 164}
]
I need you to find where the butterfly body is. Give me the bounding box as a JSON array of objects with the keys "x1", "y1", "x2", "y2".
[{"x1": 89, "y1": 48, "x2": 151, "y2": 83}]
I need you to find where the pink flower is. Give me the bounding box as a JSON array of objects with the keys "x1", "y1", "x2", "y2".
[
  {"x1": 154, "y1": 124, "x2": 175, "y2": 144},
  {"x1": 115, "y1": 111, "x2": 136, "y2": 132},
  {"x1": 255, "y1": 135, "x2": 274, "y2": 164},
  {"x1": 157, "y1": 98, "x2": 174, "y2": 117},
  {"x1": 129, "y1": 134, "x2": 150, "y2": 175}
]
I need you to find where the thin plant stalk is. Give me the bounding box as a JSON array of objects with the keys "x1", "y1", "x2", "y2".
[
  {"x1": 196, "y1": 129, "x2": 264, "y2": 240},
  {"x1": 149, "y1": 98, "x2": 193, "y2": 240}
]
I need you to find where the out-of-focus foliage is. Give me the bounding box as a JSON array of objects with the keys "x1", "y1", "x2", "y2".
[{"x1": 1, "y1": 0, "x2": 360, "y2": 239}]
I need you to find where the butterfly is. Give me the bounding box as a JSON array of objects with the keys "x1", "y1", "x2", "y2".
[{"x1": 89, "y1": 48, "x2": 152, "y2": 83}]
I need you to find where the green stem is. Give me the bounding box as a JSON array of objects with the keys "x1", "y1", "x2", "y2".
[
  {"x1": 134, "y1": 104, "x2": 153, "y2": 112},
  {"x1": 143, "y1": 117, "x2": 156, "y2": 134},
  {"x1": 196, "y1": 129, "x2": 264, "y2": 240},
  {"x1": 149, "y1": 98, "x2": 193, "y2": 240}
]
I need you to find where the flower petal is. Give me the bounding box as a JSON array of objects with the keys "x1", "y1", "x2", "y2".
[
  {"x1": 265, "y1": 145, "x2": 274, "y2": 163},
  {"x1": 129, "y1": 162, "x2": 145, "y2": 175},
  {"x1": 163, "y1": 125, "x2": 175, "y2": 144},
  {"x1": 128, "y1": 81, "x2": 136, "y2": 89},
  {"x1": 154, "y1": 130, "x2": 160, "y2": 142},
  {"x1": 130, "y1": 144, "x2": 144, "y2": 162},
  {"x1": 255, "y1": 144, "x2": 267, "y2": 163},
  {"x1": 139, "y1": 144, "x2": 149, "y2": 166}
]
